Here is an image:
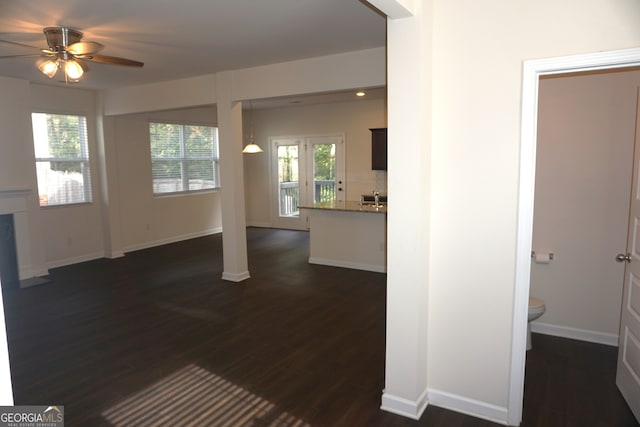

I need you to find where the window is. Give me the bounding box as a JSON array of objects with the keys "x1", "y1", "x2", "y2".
[
  {"x1": 149, "y1": 122, "x2": 219, "y2": 194},
  {"x1": 31, "y1": 113, "x2": 92, "y2": 207}
]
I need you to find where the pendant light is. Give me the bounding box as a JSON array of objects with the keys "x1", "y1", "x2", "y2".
[{"x1": 242, "y1": 100, "x2": 263, "y2": 153}]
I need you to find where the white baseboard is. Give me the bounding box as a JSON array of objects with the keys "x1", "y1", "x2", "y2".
[
  {"x1": 308, "y1": 257, "x2": 386, "y2": 273},
  {"x1": 427, "y1": 389, "x2": 509, "y2": 425},
  {"x1": 531, "y1": 321, "x2": 619, "y2": 347},
  {"x1": 123, "y1": 228, "x2": 222, "y2": 253},
  {"x1": 41, "y1": 229, "x2": 222, "y2": 272},
  {"x1": 46, "y1": 251, "x2": 105, "y2": 270},
  {"x1": 380, "y1": 388, "x2": 429, "y2": 420},
  {"x1": 246, "y1": 221, "x2": 272, "y2": 228},
  {"x1": 18, "y1": 264, "x2": 49, "y2": 281}
]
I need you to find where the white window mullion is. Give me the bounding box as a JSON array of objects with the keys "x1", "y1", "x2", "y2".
[{"x1": 179, "y1": 125, "x2": 188, "y2": 191}]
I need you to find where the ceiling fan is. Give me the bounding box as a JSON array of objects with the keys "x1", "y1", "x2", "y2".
[{"x1": 0, "y1": 27, "x2": 144, "y2": 82}]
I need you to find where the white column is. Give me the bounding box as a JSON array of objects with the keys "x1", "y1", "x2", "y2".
[
  {"x1": 375, "y1": 0, "x2": 433, "y2": 420},
  {"x1": 216, "y1": 71, "x2": 250, "y2": 281}
]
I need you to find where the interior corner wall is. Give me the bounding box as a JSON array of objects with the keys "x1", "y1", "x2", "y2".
[
  {"x1": 423, "y1": 0, "x2": 640, "y2": 422},
  {"x1": 243, "y1": 99, "x2": 386, "y2": 227},
  {"x1": 112, "y1": 106, "x2": 223, "y2": 252},
  {"x1": 531, "y1": 70, "x2": 640, "y2": 344}
]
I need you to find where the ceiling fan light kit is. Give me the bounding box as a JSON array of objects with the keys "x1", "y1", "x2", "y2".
[
  {"x1": 64, "y1": 59, "x2": 84, "y2": 80},
  {"x1": 37, "y1": 59, "x2": 58, "y2": 78},
  {"x1": 37, "y1": 58, "x2": 85, "y2": 82},
  {"x1": 0, "y1": 26, "x2": 143, "y2": 83}
]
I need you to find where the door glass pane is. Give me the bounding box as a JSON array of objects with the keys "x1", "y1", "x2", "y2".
[
  {"x1": 313, "y1": 143, "x2": 336, "y2": 204},
  {"x1": 278, "y1": 145, "x2": 299, "y2": 217}
]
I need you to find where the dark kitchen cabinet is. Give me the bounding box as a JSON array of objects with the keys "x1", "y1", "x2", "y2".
[{"x1": 370, "y1": 128, "x2": 387, "y2": 170}]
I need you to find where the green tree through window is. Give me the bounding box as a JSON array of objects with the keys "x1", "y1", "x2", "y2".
[
  {"x1": 32, "y1": 113, "x2": 91, "y2": 206},
  {"x1": 313, "y1": 144, "x2": 336, "y2": 203}
]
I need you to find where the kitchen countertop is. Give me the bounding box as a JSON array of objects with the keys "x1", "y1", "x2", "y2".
[{"x1": 300, "y1": 200, "x2": 387, "y2": 214}]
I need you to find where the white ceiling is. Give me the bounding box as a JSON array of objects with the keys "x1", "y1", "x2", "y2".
[{"x1": 0, "y1": 0, "x2": 386, "y2": 99}]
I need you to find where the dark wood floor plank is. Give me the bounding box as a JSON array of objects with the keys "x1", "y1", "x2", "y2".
[{"x1": 2, "y1": 228, "x2": 637, "y2": 426}]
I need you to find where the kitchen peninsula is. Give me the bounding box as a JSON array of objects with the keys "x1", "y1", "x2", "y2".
[{"x1": 300, "y1": 200, "x2": 387, "y2": 273}]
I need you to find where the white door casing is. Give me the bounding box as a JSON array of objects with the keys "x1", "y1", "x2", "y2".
[
  {"x1": 514, "y1": 48, "x2": 640, "y2": 426},
  {"x1": 615, "y1": 87, "x2": 640, "y2": 422}
]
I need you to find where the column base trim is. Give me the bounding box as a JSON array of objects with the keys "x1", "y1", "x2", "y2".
[
  {"x1": 380, "y1": 388, "x2": 428, "y2": 420},
  {"x1": 221, "y1": 271, "x2": 251, "y2": 282},
  {"x1": 427, "y1": 389, "x2": 508, "y2": 425}
]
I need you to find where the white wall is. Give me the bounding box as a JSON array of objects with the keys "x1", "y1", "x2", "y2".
[
  {"x1": 531, "y1": 70, "x2": 640, "y2": 345},
  {"x1": 380, "y1": 0, "x2": 640, "y2": 423},
  {"x1": 244, "y1": 99, "x2": 386, "y2": 227},
  {"x1": 426, "y1": 0, "x2": 640, "y2": 420},
  {"x1": 111, "y1": 107, "x2": 223, "y2": 252}
]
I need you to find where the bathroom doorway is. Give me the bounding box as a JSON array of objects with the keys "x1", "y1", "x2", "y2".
[
  {"x1": 512, "y1": 49, "x2": 640, "y2": 425},
  {"x1": 530, "y1": 69, "x2": 640, "y2": 346}
]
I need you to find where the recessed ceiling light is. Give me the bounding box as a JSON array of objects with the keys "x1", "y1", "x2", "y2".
[{"x1": 356, "y1": 91, "x2": 366, "y2": 97}]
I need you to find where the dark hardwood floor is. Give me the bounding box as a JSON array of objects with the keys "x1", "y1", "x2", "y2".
[{"x1": 1, "y1": 228, "x2": 637, "y2": 426}]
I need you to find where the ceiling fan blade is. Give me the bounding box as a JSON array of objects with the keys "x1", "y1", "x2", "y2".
[
  {"x1": 67, "y1": 41, "x2": 104, "y2": 56},
  {"x1": 0, "y1": 39, "x2": 42, "y2": 50},
  {"x1": 0, "y1": 54, "x2": 43, "y2": 59},
  {"x1": 80, "y1": 54, "x2": 143, "y2": 67}
]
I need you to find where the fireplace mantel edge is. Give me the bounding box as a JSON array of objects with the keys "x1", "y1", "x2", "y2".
[{"x1": 0, "y1": 188, "x2": 32, "y2": 197}]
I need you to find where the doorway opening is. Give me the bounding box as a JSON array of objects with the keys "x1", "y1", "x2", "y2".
[
  {"x1": 511, "y1": 48, "x2": 640, "y2": 426},
  {"x1": 270, "y1": 134, "x2": 345, "y2": 230}
]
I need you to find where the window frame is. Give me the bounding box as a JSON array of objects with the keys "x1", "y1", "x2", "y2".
[
  {"x1": 31, "y1": 111, "x2": 93, "y2": 208},
  {"x1": 149, "y1": 121, "x2": 220, "y2": 196}
]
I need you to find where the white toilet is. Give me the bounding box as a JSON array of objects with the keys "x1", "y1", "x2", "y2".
[{"x1": 527, "y1": 296, "x2": 546, "y2": 350}]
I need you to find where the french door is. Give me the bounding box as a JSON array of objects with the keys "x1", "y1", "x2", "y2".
[{"x1": 271, "y1": 134, "x2": 344, "y2": 230}]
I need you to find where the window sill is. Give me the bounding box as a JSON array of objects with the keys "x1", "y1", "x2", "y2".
[
  {"x1": 40, "y1": 201, "x2": 93, "y2": 209},
  {"x1": 153, "y1": 188, "x2": 220, "y2": 199}
]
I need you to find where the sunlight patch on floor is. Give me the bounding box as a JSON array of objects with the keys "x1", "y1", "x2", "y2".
[{"x1": 101, "y1": 364, "x2": 310, "y2": 426}]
